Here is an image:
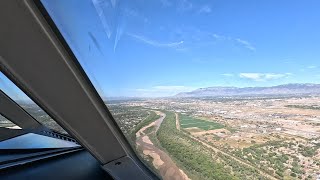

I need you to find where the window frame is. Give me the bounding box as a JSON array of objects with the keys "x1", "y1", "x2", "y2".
[
  {"x1": 0, "y1": 90, "x2": 42, "y2": 130},
  {"x1": 0, "y1": 0, "x2": 158, "y2": 179}
]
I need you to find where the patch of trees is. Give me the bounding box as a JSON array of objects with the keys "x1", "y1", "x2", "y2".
[
  {"x1": 130, "y1": 111, "x2": 160, "y2": 142},
  {"x1": 157, "y1": 112, "x2": 238, "y2": 180},
  {"x1": 157, "y1": 111, "x2": 265, "y2": 180},
  {"x1": 236, "y1": 142, "x2": 294, "y2": 179},
  {"x1": 298, "y1": 145, "x2": 318, "y2": 157}
]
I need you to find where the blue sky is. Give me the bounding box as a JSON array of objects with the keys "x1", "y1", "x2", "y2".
[{"x1": 2, "y1": 0, "x2": 320, "y2": 98}]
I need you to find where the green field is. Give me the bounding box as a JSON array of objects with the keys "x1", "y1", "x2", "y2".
[
  {"x1": 179, "y1": 114, "x2": 224, "y2": 130},
  {"x1": 157, "y1": 112, "x2": 265, "y2": 180}
]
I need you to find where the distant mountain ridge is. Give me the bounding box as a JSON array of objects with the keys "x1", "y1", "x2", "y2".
[{"x1": 175, "y1": 83, "x2": 320, "y2": 97}]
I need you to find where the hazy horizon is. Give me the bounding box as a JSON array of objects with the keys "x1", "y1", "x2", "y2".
[{"x1": 102, "y1": 83, "x2": 320, "y2": 99}]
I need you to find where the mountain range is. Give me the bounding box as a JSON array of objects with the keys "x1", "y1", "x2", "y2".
[{"x1": 175, "y1": 83, "x2": 320, "y2": 97}]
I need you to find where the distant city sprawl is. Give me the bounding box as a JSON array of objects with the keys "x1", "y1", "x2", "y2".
[{"x1": 107, "y1": 93, "x2": 320, "y2": 180}]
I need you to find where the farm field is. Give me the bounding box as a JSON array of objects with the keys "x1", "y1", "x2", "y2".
[{"x1": 179, "y1": 114, "x2": 224, "y2": 130}]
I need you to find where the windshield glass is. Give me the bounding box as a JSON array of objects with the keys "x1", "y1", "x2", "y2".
[
  {"x1": 0, "y1": 72, "x2": 67, "y2": 134},
  {"x1": 41, "y1": 0, "x2": 320, "y2": 179},
  {"x1": 0, "y1": 114, "x2": 18, "y2": 129}
]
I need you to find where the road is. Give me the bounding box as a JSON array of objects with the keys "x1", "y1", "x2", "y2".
[{"x1": 175, "y1": 113, "x2": 181, "y2": 131}]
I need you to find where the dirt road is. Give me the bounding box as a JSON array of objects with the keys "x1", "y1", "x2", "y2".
[
  {"x1": 136, "y1": 111, "x2": 190, "y2": 180},
  {"x1": 175, "y1": 113, "x2": 181, "y2": 131}
]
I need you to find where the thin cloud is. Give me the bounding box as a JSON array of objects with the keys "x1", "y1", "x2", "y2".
[
  {"x1": 159, "y1": 0, "x2": 172, "y2": 7},
  {"x1": 198, "y1": 5, "x2": 211, "y2": 13},
  {"x1": 136, "y1": 86, "x2": 193, "y2": 91},
  {"x1": 239, "y1": 73, "x2": 292, "y2": 81},
  {"x1": 211, "y1": 33, "x2": 223, "y2": 39},
  {"x1": 154, "y1": 26, "x2": 256, "y2": 52},
  {"x1": 128, "y1": 33, "x2": 184, "y2": 48},
  {"x1": 153, "y1": 86, "x2": 192, "y2": 90},
  {"x1": 191, "y1": 30, "x2": 256, "y2": 51},
  {"x1": 307, "y1": 65, "x2": 317, "y2": 69},
  {"x1": 221, "y1": 73, "x2": 234, "y2": 77},
  {"x1": 235, "y1": 38, "x2": 256, "y2": 51},
  {"x1": 122, "y1": 7, "x2": 139, "y2": 17},
  {"x1": 178, "y1": 0, "x2": 193, "y2": 12},
  {"x1": 159, "y1": 0, "x2": 192, "y2": 10}
]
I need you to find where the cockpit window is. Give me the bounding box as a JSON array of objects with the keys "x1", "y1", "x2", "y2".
[
  {"x1": 41, "y1": 0, "x2": 320, "y2": 179},
  {"x1": 0, "y1": 72, "x2": 67, "y2": 134},
  {"x1": 0, "y1": 114, "x2": 18, "y2": 129}
]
